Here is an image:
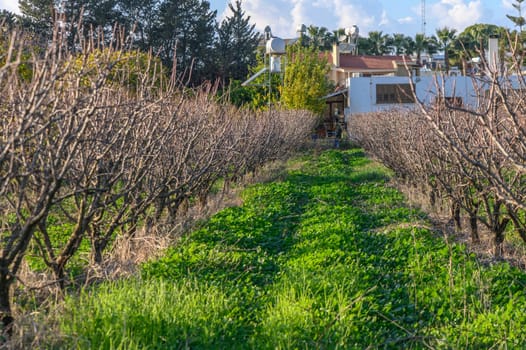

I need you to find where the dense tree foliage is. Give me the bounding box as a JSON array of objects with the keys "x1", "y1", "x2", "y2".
[
  {"x1": 19, "y1": 0, "x2": 54, "y2": 39},
  {"x1": 0, "y1": 9, "x2": 18, "y2": 28},
  {"x1": 155, "y1": 0, "x2": 216, "y2": 85},
  {"x1": 390, "y1": 33, "x2": 413, "y2": 55},
  {"x1": 230, "y1": 53, "x2": 283, "y2": 110},
  {"x1": 281, "y1": 44, "x2": 332, "y2": 114},
  {"x1": 112, "y1": 0, "x2": 160, "y2": 50},
  {"x1": 303, "y1": 25, "x2": 334, "y2": 51},
  {"x1": 507, "y1": 0, "x2": 525, "y2": 33},
  {"x1": 454, "y1": 24, "x2": 508, "y2": 73},
  {"x1": 363, "y1": 30, "x2": 392, "y2": 55},
  {"x1": 215, "y1": 0, "x2": 260, "y2": 85},
  {"x1": 16, "y1": 0, "x2": 226, "y2": 85},
  {"x1": 413, "y1": 33, "x2": 437, "y2": 64},
  {"x1": 435, "y1": 26, "x2": 457, "y2": 72}
]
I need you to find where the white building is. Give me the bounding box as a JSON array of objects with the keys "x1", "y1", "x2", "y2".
[
  {"x1": 344, "y1": 75, "x2": 478, "y2": 116},
  {"x1": 344, "y1": 73, "x2": 523, "y2": 117}
]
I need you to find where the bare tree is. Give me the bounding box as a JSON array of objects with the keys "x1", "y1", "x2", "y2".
[
  {"x1": 1, "y1": 20, "x2": 318, "y2": 334},
  {"x1": 0, "y1": 24, "x2": 113, "y2": 329},
  {"x1": 348, "y1": 44, "x2": 526, "y2": 257}
]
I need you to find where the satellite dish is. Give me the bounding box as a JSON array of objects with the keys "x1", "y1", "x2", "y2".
[
  {"x1": 344, "y1": 25, "x2": 359, "y2": 40},
  {"x1": 350, "y1": 25, "x2": 359, "y2": 39},
  {"x1": 338, "y1": 34, "x2": 348, "y2": 43}
]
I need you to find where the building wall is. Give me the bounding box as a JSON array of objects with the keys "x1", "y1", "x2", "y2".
[{"x1": 345, "y1": 75, "x2": 480, "y2": 115}]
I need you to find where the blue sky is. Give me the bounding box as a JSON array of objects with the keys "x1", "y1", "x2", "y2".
[
  {"x1": 213, "y1": 0, "x2": 518, "y2": 38},
  {"x1": 1, "y1": 0, "x2": 521, "y2": 38}
]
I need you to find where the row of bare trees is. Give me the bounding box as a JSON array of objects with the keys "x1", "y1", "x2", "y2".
[
  {"x1": 349, "y1": 57, "x2": 526, "y2": 261},
  {"x1": 0, "y1": 24, "x2": 317, "y2": 332}
]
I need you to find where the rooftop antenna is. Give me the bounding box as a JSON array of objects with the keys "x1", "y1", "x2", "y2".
[
  {"x1": 421, "y1": 0, "x2": 426, "y2": 35},
  {"x1": 264, "y1": 25, "x2": 272, "y2": 40}
]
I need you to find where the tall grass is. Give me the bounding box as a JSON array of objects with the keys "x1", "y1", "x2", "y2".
[
  {"x1": 59, "y1": 279, "x2": 233, "y2": 349},
  {"x1": 50, "y1": 149, "x2": 526, "y2": 349}
]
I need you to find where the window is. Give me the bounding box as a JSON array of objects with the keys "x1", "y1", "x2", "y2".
[
  {"x1": 376, "y1": 84, "x2": 415, "y2": 104},
  {"x1": 434, "y1": 96, "x2": 463, "y2": 108}
]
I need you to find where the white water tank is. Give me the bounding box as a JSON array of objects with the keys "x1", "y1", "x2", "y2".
[
  {"x1": 266, "y1": 37, "x2": 286, "y2": 55},
  {"x1": 270, "y1": 56, "x2": 281, "y2": 73}
]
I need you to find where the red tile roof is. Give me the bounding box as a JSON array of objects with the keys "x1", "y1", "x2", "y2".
[{"x1": 325, "y1": 53, "x2": 416, "y2": 71}]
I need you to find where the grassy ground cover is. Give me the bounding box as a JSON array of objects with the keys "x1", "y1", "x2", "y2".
[{"x1": 56, "y1": 149, "x2": 526, "y2": 349}]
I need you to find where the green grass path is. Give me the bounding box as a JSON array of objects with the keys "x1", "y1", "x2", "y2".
[{"x1": 60, "y1": 149, "x2": 526, "y2": 349}]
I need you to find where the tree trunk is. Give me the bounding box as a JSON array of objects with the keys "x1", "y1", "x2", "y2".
[
  {"x1": 91, "y1": 235, "x2": 106, "y2": 266},
  {"x1": 53, "y1": 263, "x2": 66, "y2": 291},
  {"x1": 494, "y1": 230, "x2": 505, "y2": 259},
  {"x1": 0, "y1": 271, "x2": 14, "y2": 336},
  {"x1": 483, "y1": 198, "x2": 509, "y2": 259},
  {"x1": 491, "y1": 216, "x2": 509, "y2": 259},
  {"x1": 451, "y1": 201, "x2": 461, "y2": 231},
  {"x1": 429, "y1": 188, "x2": 436, "y2": 209},
  {"x1": 444, "y1": 50, "x2": 450, "y2": 73},
  {"x1": 461, "y1": 57, "x2": 468, "y2": 76},
  {"x1": 469, "y1": 211, "x2": 480, "y2": 244},
  {"x1": 92, "y1": 245, "x2": 104, "y2": 266}
]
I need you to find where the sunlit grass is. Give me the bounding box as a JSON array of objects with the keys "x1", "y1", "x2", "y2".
[
  {"x1": 53, "y1": 148, "x2": 526, "y2": 349},
  {"x1": 60, "y1": 278, "x2": 236, "y2": 349}
]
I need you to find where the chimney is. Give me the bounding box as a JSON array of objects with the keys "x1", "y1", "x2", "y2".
[
  {"x1": 332, "y1": 43, "x2": 340, "y2": 67},
  {"x1": 487, "y1": 35, "x2": 499, "y2": 72}
]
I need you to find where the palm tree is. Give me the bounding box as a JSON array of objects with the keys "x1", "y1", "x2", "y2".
[
  {"x1": 305, "y1": 25, "x2": 334, "y2": 50},
  {"x1": 436, "y1": 27, "x2": 458, "y2": 72},
  {"x1": 391, "y1": 33, "x2": 406, "y2": 54},
  {"x1": 454, "y1": 32, "x2": 478, "y2": 75},
  {"x1": 414, "y1": 33, "x2": 428, "y2": 64},
  {"x1": 367, "y1": 31, "x2": 391, "y2": 55},
  {"x1": 402, "y1": 35, "x2": 416, "y2": 56},
  {"x1": 412, "y1": 34, "x2": 438, "y2": 67}
]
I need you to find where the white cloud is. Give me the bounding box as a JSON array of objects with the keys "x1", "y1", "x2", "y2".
[
  {"x1": 331, "y1": 0, "x2": 382, "y2": 35},
  {"x1": 0, "y1": 0, "x2": 19, "y2": 14},
  {"x1": 290, "y1": 0, "x2": 314, "y2": 33},
  {"x1": 243, "y1": 0, "x2": 292, "y2": 36},
  {"x1": 379, "y1": 10, "x2": 390, "y2": 27},
  {"x1": 430, "y1": 0, "x2": 483, "y2": 32},
  {"x1": 226, "y1": 0, "x2": 514, "y2": 38},
  {"x1": 242, "y1": 0, "x2": 389, "y2": 38},
  {"x1": 398, "y1": 16, "x2": 415, "y2": 25},
  {"x1": 501, "y1": 0, "x2": 514, "y2": 9},
  {"x1": 312, "y1": 0, "x2": 328, "y2": 7}
]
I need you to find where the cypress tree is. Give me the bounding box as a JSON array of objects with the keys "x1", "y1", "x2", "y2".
[
  {"x1": 155, "y1": 0, "x2": 216, "y2": 86},
  {"x1": 507, "y1": 0, "x2": 525, "y2": 33},
  {"x1": 215, "y1": 0, "x2": 260, "y2": 85}
]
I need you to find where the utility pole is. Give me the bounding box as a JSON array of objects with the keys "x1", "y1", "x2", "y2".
[{"x1": 421, "y1": 0, "x2": 426, "y2": 35}]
